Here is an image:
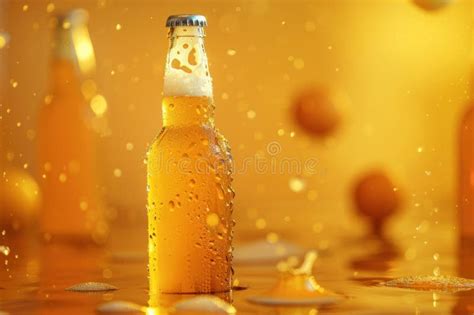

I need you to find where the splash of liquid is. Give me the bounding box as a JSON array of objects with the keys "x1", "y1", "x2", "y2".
[
  {"x1": 382, "y1": 275, "x2": 474, "y2": 292},
  {"x1": 248, "y1": 251, "x2": 343, "y2": 306}
]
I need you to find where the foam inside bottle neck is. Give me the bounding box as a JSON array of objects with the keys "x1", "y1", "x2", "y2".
[{"x1": 163, "y1": 26, "x2": 212, "y2": 97}]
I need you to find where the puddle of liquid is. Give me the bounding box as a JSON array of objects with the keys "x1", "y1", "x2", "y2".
[
  {"x1": 66, "y1": 281, "x2": 118, "y2": 292},
  {"x1": 97, "y1": 300, "x2": 144, "y2": 314},
  {"x1": 381, "y1": 275, "x2": 474, "y2": 292},
  {"x1": 172, "y1": 295, "x2": 236, "y2": 314},
  {"x1": 234, "y1": 239, "x2": 305, "y2": 264},
  {"x1": 248, "y1": 251, "x2": 343, "y2": 306}
]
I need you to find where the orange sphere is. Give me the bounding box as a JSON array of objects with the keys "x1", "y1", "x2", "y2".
[
  {"x1": 413, "y1": 0, "x2": 450, "y2": 11},
  {"x1": 292, "y1": 87, "x2": 341, "y2": 137},
  {"x1": 0, "y1": 167, "x2": 41, "y2": 230},
  {"x1": 353, "y1": 170, "x2": 401, "y2": 234}
]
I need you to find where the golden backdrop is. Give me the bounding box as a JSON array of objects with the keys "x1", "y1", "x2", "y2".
[{"x1": 1, "y1": 0, "x2": 472, "y2": 240}]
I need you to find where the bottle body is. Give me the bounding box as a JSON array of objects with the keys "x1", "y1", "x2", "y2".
[
  {"x1": 148, "y1": 18, "x2": 234, "y2": 294},
  {"x1": 459, "y1": 104, "x2": 474, "y2": 239},
  {"x1": 37, "y1": 14, "x2": 106, "y2": 242},
  {"x1": 147, "y1": 96, "x2": 233, "y2": 294},
  {"x1": 38, "y1": 60, "x2": 100, "y2": 240}
]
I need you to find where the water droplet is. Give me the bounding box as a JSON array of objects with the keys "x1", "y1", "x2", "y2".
[
  {"x1": 266, "y1": 232, "x2": 279, "y2": 244},
  {"x1": 216, "y1": 184, "x2": 225, "y2": 200},
  {"x1": 247, "y1": 110, "x2": 256, "y2": 119},
  {"x1": 0, "y1": 246, "x2": 10, "y2": 256},
  {"x1": 79, "y1": 201, "x2": 88, "y2": 211},
  {"x1": 256, "y1": 218, "x2": 267, "y2": 230},
  {"x1": 113, "y1": 168, "x2": 122, "y2": 178},
  {"x1": 90, "y1": 94, "x2": 108, "y2": 117},
  {"x1": 58, "y1": 173, "x2": 67, "y2": 183},
  {"x1": 46, "y1": 2, "x2": 55, "y2": 13},
  {"x1": 289, "y1": 177, "x2": 306, "y2": 193},
  {"x1": 169, "y1": 201, "x2": 175, "y2": 210},
  {"x1": 206, "y1": 213, "x2": 219, "y2": 227}
]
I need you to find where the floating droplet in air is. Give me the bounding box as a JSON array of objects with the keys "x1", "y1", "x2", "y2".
[
  {"x1": 353, "y1": 169, "x2": 401, "y2": 235},
  {"x1": 292, "y1": 87, "x2": 343, "y2": 138}
]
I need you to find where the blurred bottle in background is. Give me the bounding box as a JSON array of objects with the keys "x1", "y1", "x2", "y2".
[
  {"x1": 37, "y1": 10, "x2": 107, "y2": 243},
  {"x1": 459, "y1": 103, "x2": 474, "y2": 240}
]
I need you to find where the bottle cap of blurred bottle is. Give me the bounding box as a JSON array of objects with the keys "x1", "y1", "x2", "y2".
[{"x1": 166, "y1": 14, "x2": 207, "y2": 27}]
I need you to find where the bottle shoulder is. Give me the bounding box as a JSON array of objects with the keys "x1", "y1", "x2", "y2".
[
  {"x1": 147, "y1": 125, "x2": 230, "y2": 154},
  {"x1": 150, "y1": 124, "x2": 224, "y2": 140}
]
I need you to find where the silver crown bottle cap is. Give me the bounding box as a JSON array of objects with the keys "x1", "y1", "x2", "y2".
[{"x1": 166, "y1": 14, "x2": 207, "y2": 27}]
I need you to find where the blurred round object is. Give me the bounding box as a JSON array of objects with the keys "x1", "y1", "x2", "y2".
[
  {"x1": 353, "y1": 170, "x2": 401, "y2": 234},
  {"x1": 413, "y1": 0, "x2": 451, "y2": 11},
  {"x1": 292, "y1": 87, "x2": 342, "y2": 137},
  {"x1": 0, "y1": 167, "x2": 41, "y2": 230}
]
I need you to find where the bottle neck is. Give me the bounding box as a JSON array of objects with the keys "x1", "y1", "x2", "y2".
[
  {"x1": 49, "y1": 27, "x2": 81, "y2": 96},
  {"x1": 53, "y1": 25, "x2": 76, "y2": 63},
  {"x1": 163, "y1": 26, "x2": 213, "y2": 98},
  {"x1": 162, "y1": 26, "x2": 214, "y2": 127}
]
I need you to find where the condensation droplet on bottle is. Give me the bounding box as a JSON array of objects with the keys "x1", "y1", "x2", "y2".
[
  {"x1": 216, "y1": 184, "x2": 225, "y2": 200},
  {"x1": 169, "y1": 200, "x2": 175, "y2": 210},
  {"x1": 206, "y1": 213, "x2": 219, "y2": 227}
]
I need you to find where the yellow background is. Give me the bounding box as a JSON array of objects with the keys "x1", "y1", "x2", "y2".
[{"x1": 1, "y1": 0, "x2": 472, "y2": 238}]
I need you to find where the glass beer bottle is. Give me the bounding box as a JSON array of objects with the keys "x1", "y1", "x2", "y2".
[
  {"x1": 37, "y1": 11, "x2": 107, "y2": 242},
  {"x1": 147, "y1": 15, "x2": 234, "y2": 294}
]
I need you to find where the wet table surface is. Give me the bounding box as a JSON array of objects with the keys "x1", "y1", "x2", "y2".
[{"x1": 1, "y1": 208, "x2": 474, "y2": 315}]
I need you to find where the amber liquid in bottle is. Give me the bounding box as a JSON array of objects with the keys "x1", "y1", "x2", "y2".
[
  {"x1": 37, "y1": 16, "x2": 105, "y2": 242},
  {"x1": 147, "y1": 19, "x2": 234, "y2": 295}
]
